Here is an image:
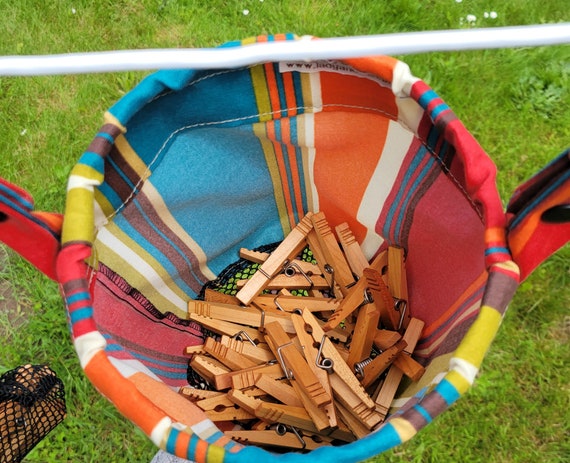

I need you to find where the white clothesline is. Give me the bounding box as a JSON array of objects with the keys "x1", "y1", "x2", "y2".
[{"x1": 1, "y1": 23, "x2": 569, "y2": 76}]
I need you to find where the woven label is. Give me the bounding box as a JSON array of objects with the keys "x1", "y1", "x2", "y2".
[{"x1": 278, "y1": 60, "x2": 390, "y2": 87}]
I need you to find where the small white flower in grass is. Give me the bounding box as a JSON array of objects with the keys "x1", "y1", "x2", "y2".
[
  {"x1": 466, "y1": 14, "x2": 477, "y2": 24},
  {"x1": 490, "y1": 11, "x2": 498, "y2": 19},
  {"x1": 455, "y1": 0, "x2": 462, "y2": 3},
  {"x1": 71, "y1": 7, "x2": 76, "y2": 14},
  {"x1": 243, "y1": 9, "x2": 250, "y2": 15},
  {"x1": 484, "y1": 11, "x2": 489, "y2": 18},
  {"x1": 20, "y1": 129, "x2": 27, "y2": 136}
]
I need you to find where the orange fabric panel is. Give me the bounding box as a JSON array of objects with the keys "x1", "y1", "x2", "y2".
[
  {"x1": 313, "y1": 111, "x2": 391, "y2": 241},
  {"x1": 84, "y1": 351, "x2": 165, "y2": 436}
]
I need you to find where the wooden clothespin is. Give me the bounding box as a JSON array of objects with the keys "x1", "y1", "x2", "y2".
[
  {"x1": 263, "y1": 321, "x2": 332, "y2": 409},
  {"x1": 322, "y1": 276, "x2": 369, "y2": 331},
  {"x1": 179, "y1": 386, "x2": 224, "y2": 401},
  {"x1": 183, "y1": 344, "x2": 207, "y2": 356},
  {"x1": 328, "y1": 373, "x2": 383, "y2": 430},
  {"x1": 188, "y1": 313, "x2": 261, "y2": 342},
  {"x1": 300, "y1": 310, "x2": 375, "y2": 410},
  {"x1": 252, "y1": 294, "x2": 340, "y2": 313},
  {"x1": 203, "y1": 337, "x2": 258, "y2": 371},
  {"x1": 188, "y1": 300, "x2": 295, "y2": 334},
  {"x1": 374, "y1": 317, "x2": 425, "y2": 420},
  {"x1": 357, "y1": 339, "x2": 407, "y2": 389},
  {"x1": 223, "y1": 362, "x2": 284, "y2": 391},
  {"x1": 255, "y1": 401, "x2": 319, "y2": 433},
  {"x1": 218, "y1": 335, "x2": 274, "y2": 364},
  {"x1": 291, "y1": 313, "x2": 338, "y2": 429},
  {"x1": 203, "y1": 288, "x2": 241, "y2": 305},
  {"x1": 195, "y1": 392, "x2": 257, "y2": 421},
  {"x1": 189, "y1": 355, "x2": 231, "y2": 385},
  {"x1": 286, "y1": 259, "x2": 323, "y2": 276},
  {"x1": 239, "y1": 248, "x2": 270, "y2": 264},
  {"x1": 241, "y1": 273, "x2": 329, "y2": 291},
  {"x1": 254, "y1": 374, "x2": 303, "y2": 407},
  {"x1": 335, "y1": 222, "x2": 369, "y2": 278},
  {"x1": 236, "y1": 212, "x2": 314, "y2": 305},
  {"x1": 362, "y1": 267, "x2": 400, "y2": 333},
  {"x1": 288, "y1": 380, "x2": 332, "y2": 432},
  {"x1": 194, "y1": 392, "x2": 241, "y2": 411},
  {"x1": 373, "y1": 330, "x2": 403, "y2": 350},
  {"x1": 226, "y1": 429, "x2": 329, "y2": 451},
  {"x1": 310, "y1": 211, "x2": 355, "y2": 295},
  {"x1": 335, "y1": 402, "x2": 370, "y2": 440},
  {"x1": 369, "y1": 249, "x2": 388, "y2": 280},
  {"x1": 227, "y1": 388, "x2": 267, "y2": 417},
  {"x1": 345, "y1": 268, "x2": 390, "y2": 370},
  {"x1": 387, "y1": 246, "x2": 411, "y2": 330},
  {"x1": 391, "y1": 317, "x2": 425, "y2": 381}
]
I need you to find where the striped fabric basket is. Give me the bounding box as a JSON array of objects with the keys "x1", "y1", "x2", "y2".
[{"x1": 1, "y1": 34, "x2": 569, "y2": 462}]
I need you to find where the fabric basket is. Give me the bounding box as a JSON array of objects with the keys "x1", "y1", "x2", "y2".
[{"x1": 1, "y1": 34, "x2": 569, "y2": 463}]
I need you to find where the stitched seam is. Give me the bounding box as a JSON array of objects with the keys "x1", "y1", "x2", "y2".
[{"x1": 104, "y1": 104, "x2": 480, "y2": 222}]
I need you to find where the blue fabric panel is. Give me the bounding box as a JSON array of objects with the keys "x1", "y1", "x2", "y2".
[
  {"x1": 114, "y1": 67, "x2": 261, "y2": 169},
  {"x1": 147, "y1": 124, "x2": 284, "y2": 276}
]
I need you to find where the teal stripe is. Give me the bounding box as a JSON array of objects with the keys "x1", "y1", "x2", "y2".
[
  {"x1": 165, "y1": 428, "x2": 179, "y2": 454},
  {"x1": 417, "y1": 89, "x2": 438, "y2": 109},
  {"x1": 430, "y1": 102, "x2": 450, "y2": 119},
  {"x1": 67, "y1": 291, "x2": 90, "y2": 305},
  {"x1": 78, "y1": 151, "x2": 105, "y2": 174},
  {"x1": 69, "y1": 307, "x2": 93, "y2": 324},
  {"x1": 413, "y1": 404, "x2": 433, "y2": 424},
  {"x1": 435, "y1": 378, "x2": 461, "y2": 405},
  {"x1": 97, "y1": 131, "x2": 115, "y2": 144}
]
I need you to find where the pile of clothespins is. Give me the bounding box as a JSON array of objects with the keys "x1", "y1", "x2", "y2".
[{"x1": 180, "y1": 211, "x2": 425, "y2": 450}]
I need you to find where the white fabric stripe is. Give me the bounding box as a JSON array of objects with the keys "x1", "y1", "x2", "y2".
[
  {"x1": 301, "y1": 113, "x2": 319, "y2": 212},
  {"x1": 96, "y1": 227, "x2": 188, "y2": 311},
  {"x1": 309, "y1": 71, "x2": 323, "y2": 113},
  {"x1": 67, "y1": 174, "x2": 99, "y2": 191},
  {"x1": 358, "y1": 120, "x2": 414, "y2": 258},
  {"x1": 449, "y1": 356, "x2": 479, "y2": 385},
  {"x1": 93, "y1": 199, "x2": 108, "y2": 230},
  {"x1": 108, "y1": 357, "x2": 162, "y2": 382},
  {"x1": 150, "y1": 417, "x2": 173, "y2": 447},
  {"x1": 190, "y1": 419, "x2": 221, "y2": 440},
  {"x1": 391, "y1": 60, "x2": 420, "y2": 98},
  {"x1": 142, "y1": 181, "x2": 217, "y2": 281},
  {"x1": 74, "y1": 331, "x2": 107, "y2": 369}
]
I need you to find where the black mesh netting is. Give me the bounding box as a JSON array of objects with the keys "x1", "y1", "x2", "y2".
[{"x1": 0, "y1": 364, "x2": 66, "y2": 463}]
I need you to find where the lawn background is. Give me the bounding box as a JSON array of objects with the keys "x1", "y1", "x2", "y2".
[{"x1": 0, "y1": 1, "x2": 568, "y2": 462}]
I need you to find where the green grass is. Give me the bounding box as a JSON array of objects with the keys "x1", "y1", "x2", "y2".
[{"x1": 0, "y1": 0, "x2": 568, "y2": 462}]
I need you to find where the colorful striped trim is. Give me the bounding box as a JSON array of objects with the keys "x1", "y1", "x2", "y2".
[{"x1": 55, "y1": 34, "x2": 524, "y2": 463}]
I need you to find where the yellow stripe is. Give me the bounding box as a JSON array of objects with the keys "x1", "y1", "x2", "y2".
[
  {"x1": 389, "y1": 416, "x2": 417, "y2": 442},
  {"x1": 62, "y1": 188, "x2": 95, "y2": 243},
  {"x1": 299, "y1": 72, "x2": 316, "y2": 111},
  {"x1": 104, "y1": 111, "x2": 127, "y2": 133},
  {"x1": 115, "y1": 134, "x2": 151, "y2": 179},
  {"x1": 240, "y1": 36, "x2": 258, "y2": 46},
  {"x1": 250, "y1": 65, "x2": 272, "y2": 122},
  {"x1": 94, "y1": 188, "x2": 115, "y2": 219},
  {"x1": 445, "y1": 369, "x2": 471, "y2": 396},
  {"x1": 494, "y1": 260, "x2": 520, "y2": 276},
  {"x1": 95, "y1": 223, "x2": 189, "y2": 318},
  {"x1": 143, "y1": 181, "x2": 216, "y2": 281},
  {"x1": 453, "y1": 305, "x2": 502, "y2": 368},
  {"x1": 70, "y1": 164, "x2": 104, "y2": 184},
  {"x1": 252, "y1": 123, "x2": 291, "y2": 235},
  {"x1": 206, "y1": 444, "x2": 226, "y2": 463}
]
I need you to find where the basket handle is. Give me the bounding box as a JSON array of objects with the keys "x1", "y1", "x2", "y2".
[
  {"x1": 0, "y1": 177, "x2": 62, "y2": 280},
  {"x1": 506, "y1": 148, "x2": 570, "y2": 281}
]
